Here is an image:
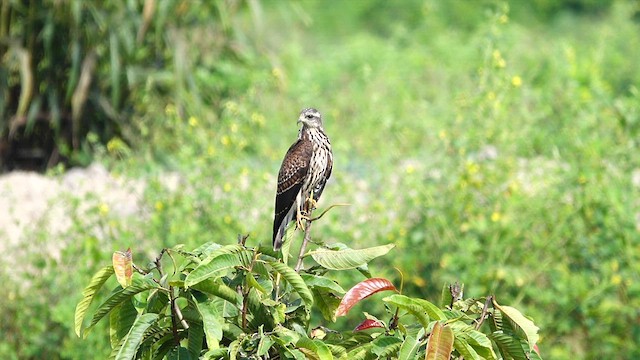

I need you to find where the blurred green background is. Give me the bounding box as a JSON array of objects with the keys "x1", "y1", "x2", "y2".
[{"x1": 1, "y1": 0, "x2": 639, "y2": 359}]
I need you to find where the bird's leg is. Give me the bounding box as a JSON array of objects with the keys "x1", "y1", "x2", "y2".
[
  {"x1": 304, "y1": 189, "x2": 317, "y2": 213},
  {"x1": 296, "y1": 202, "x2": 310, "y2": 231}
]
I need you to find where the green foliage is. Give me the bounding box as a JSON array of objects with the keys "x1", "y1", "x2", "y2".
[
  {"x1": 76, "y1": 240, "x2": 541, "y2": 359},
  {"x1": 0, "y1": 0, "x2": 253, "y2": 169}
]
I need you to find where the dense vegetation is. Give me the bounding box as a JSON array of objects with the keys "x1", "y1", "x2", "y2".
[
  {"x1": 75, "y1": 239, "x2": 541, "y2": 359},
  {"x1": 2, "y1": 0, "x2": 639, "y2": 359}
]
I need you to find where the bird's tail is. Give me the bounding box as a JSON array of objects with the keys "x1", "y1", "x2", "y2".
[{"x1": 273, "y1": 206, "x2": 295, "y2": 250}]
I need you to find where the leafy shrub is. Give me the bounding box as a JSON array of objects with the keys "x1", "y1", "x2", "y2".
[{"x1": 75, "y1": 223, "x2": 542, "y2": 359}]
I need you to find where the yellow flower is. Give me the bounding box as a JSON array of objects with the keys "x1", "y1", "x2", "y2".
[
  {"x1": 224, "y1": 215, "x2": 232, "y2": 224},
  {"x1": 207, "y1": 145, "x2": 216, "y2": 156},
  {"x1": 224, "y1": 101, "x2": 238, "y2": 113},
  {"x1": 399, "y1": 228, "x2": 407, "y2": 237},
  {"x1": 188, "y1": 116, "x2": 198, "y2": 127},
  {"x1": 487, "y1": 91, "x2": 496, "y2": 101},
  {"x1": 511, "y1": 75, "x2": 522, "y2": 87},
  {"x1": 611, "y1": 274, "x2": 622, "y2": 285},
  {"x1": 99, "y1": 203, "x2": 110, "y2": 216},
  {"x1": 405, "y1": 164, "x2": 415, "y2": 174},
  {"x1": 491, "y1": 211, "x2": 502, "y2": 222},
  {"x1": 412, "y1": 276, "x2": 426, "y2": 287},
  {"x1": 155, "y1": 201, "x2": 164, "y2": 211},
  {"x1": 438, "y1": 130, "x2": 447, "y2": 139},
  {"x1": 221, "y1": 135, "x2": 231, "y2": 146},
  {"x1": 251, "y1": 112, "x2": 266, "y2": 127},
  {"x1": 223, "y1": 183, "x2": 232, "y2": 192},
  {"x1": 466, "y1": 161, "x2": 480, "y2": 175}
]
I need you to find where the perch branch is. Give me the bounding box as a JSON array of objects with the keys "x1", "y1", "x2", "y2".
[{"x1": 295, "y1": 219, "x2": 313, "y2": 272}]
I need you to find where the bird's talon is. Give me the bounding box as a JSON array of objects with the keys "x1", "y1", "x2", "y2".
[{"x1": 296, "y1": 211, "x2": 310, "y2": 230}]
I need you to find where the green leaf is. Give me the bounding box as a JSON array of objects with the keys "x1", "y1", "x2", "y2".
[
  {"x1": 297, "y1": 337, "x2": 334, "y2": 360},
  {"x1": 268, "y1": 261, "x2": 314, "y2": 307},
  {"x1": 246, "y1": 272, "x2": 266, "y2": 294},
  {"x1": 75, "y1": 266, "x2": 114, "y2": 337},
  {"x1": 450, "y1": 322, "x2": 497, "y2": 359},
  {"x1": 187, "y1": 321, "x2": 204, "y2": 359},
  {"x1": 273, "y1": 325, "x2": 302, "y2": 345},
  {"x1": 439, "y1": 283, "x2": 451, "y2": 308},
  {"x1": 301, "y1": 274, "x2": 346, "y2": 294},
  {"x1": 371, "y1": 336, "x2": 403, "y2": 357},
  {"x1": 257, "y1": 326, "x2": 275, "y2": 356},
  {"x1": 412, "y1": 298, "x2": 447, "y2": 321},
  {"x1": 425, "y1": 322, "x2": 454, "y2": 360},
  {"x1": 201, "y1": 244, "x2": 245, "y2": 260},
  {"x1": 202, "y1": 348, "x2": 228, "y2": 359},
  {"x1": 196, "y1": 300, "x2": 224, "y2": 349},
  {"x1": 109, "y1": 299, "x2": 138, "y2": 348},
  {"x1": 325, "y1": 343, "x2": 347, "y2": 359},
  {"x1": 185, "y1": 253, "x2": 242, "y2": 287},
  {"x1": 247, "y1": 288, "x2": 276, "y2": 330},
  {"x1": 192, "y1": 278, "x2": 241, "y2": 305},
  {"x1": 308, "y1": 244, "x2": 394, "y2": 270},
  {"x1": 382, "y1": 294, "x2": 431, "y2": 328},
  {"x1": 86, "y1": 278, "x2": 159, "y2": 334},
  {"x1": 228, "y1": 339, "x2": 240, "y2": 360},
  {"x1": 107, "y1": 334, "x2": 127, "y2": 360},
  {"x1": 489, "y1": 331, "x2": 529, "y2": 360},
  {"x1": 166, "y1": 346, "x2": 191, "y2": 360},
  {"x1": 453, "y1": 337, "x2": 482, "y2": 360},
  {"x1": 397, "y1": 333, "x2": 421, "y2": 360},
  {"x1": 115, "y1": 313, "x2": 159, "y2": 360},
  {"x1": 312, "y1": 288, "x2": 341, "y2": 322},
  {"x1": 346, "y1": 346, "x2": 371, "y2": 360},
  {"x1": 493, "y1": 300, "x2": 540, "y2": 349},
  {"x1": 281, "y1": 223, "x2": 296, "y2": 262}
]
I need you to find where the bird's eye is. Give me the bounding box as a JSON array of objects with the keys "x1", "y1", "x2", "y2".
[{"x1": 305, "y1": 114, "x2": 313, "y2": 119}]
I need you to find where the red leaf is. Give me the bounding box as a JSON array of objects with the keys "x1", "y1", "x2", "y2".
[
  {"x1": 112, "y1": 248, "x2": 133, "y2": 288},
  {"x1": 334, "y1": 278, "x2": 397, "y2": 318},
  {"x1": 354, "y1": 319, "x2": 385, "y2": 331}
]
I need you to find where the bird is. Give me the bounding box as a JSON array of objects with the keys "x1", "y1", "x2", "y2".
[{"x1": 272, "y1": 108, "x2": 333, "y2": 250}]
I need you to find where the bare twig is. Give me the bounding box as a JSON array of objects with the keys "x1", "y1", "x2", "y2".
[
  {"x1": 169, "y1": 286, "x2": 180, "y2": 345},
  {"x1": 295, "y1": 219, "x2": 313, "y2": 272},
  {"x1": 307, "y1": 203, "x2": 350, "y2": 222},
  {"x1": 475, "y1": 295, "x2": 493, "y2": 330},
  {"x1": 237, "y1": 233, "x2": 249, "y2": 245},
  {"x1": 132, "y1": 263, "x2": 148, "y2": 275},
  {"x1": 172, "y1": 288, "x2": 189, "y2": 330},
  {"x1": 241, "y1": 248, "x2": 259, "y2": 329}
]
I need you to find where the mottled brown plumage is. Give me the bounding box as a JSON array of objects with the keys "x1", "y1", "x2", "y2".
[{"x1": 273, "y1": 108, "x2": 333, "y2": 250}]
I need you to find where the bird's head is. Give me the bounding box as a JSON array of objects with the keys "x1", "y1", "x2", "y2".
[{"x1": 297, "y1": 108, "x2": 323, "y2": 128}]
